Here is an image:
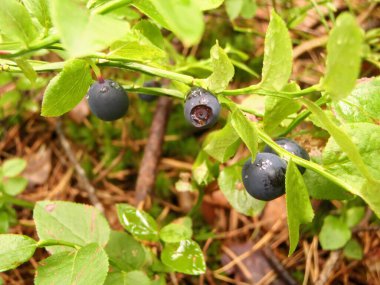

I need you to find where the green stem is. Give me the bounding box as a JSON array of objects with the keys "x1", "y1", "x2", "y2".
[
  {"x1": 91, "y1": 0, "x2": 132, "y2": 14},
  {"x1": 123, "y1": 85, "x2": 185, "y2": 99},
  {"x1": 237, "y1": 105, "x2": 264, "y2": 117},
  {"x1": 3, "y1": 195, "x2": 34, "y2": 209},
  {"x1": 37, "y1": 239, "x2": 81, "y2": 249}
]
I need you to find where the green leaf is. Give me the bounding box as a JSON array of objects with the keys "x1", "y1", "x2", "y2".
[
  {"x1": 134, "y1": 20, "x2": 165, "y2": 49},
  {"x1": 196, "y1": 0, "x2": 224, "y2": 11},
  {"x1": 343, "y1": 206, "x2": 365, "y2": 228},
  {"x1": 0, "y1": 212, "x2": 9, "y2": 233},
  {"x1": 322, "y1": 13, "x2": 363, "y2": 101},
  {"x1": 117, "y1": 204, "x2": 159, "y2": 241},
  {"x1": 264, "y1": 82, "x2": 301, "y2": 135},
  {"x1": 322, "y1": 123, "x2": 380, "y2": 216},
  {"x1": 319, "y1": 215, "x2": 351, "y2": 250},
  {"x1": 205, "y1": 42, "x2": 235, "y2": 93},
  {"x1": 21, "y1": 0, "x2": 52, "y2": 30},
  {"x1": 0, "y1": 234, "x2": 37, "y2": 272},
  {"x1": 204, "y1": 121, "x2": 240, "y2": 163},
  {"x1": 14, "y1": 59, "x2": 38, "y2": 84},
  {"x1": 41, "y1": 59, "x2": 92, "y2": 117},
  {"x1": 192, "y1": 151, "x2": 216, "y2": 185},
  {"x1": 50, "y1": 0, "x2": 130, "y2": 57},
  {"x1": 333, "y1": 77, "x2": 380, "y2": 123},
  {"x1": 148, "y1": 0, "x2": 204, "y2": 46},
  {"x1": 0, "y1": 0, "x2": 38, "y2": 46},
  {"x1": 105, "y1": 271, "x2": 151, "y2": 285},
  {"x1": 34, "y1": 201, "x2": 110, "y2": 253},
  {"x1": 240, "y1": 0, "x2": 257, "y2": 19},
  {"x1": 225, "y1": 0, "x2": 244, "y2": 21},
  {"x1": 3, "y1": 177, "x2": 28, "y2": 196},
  {"x1": 161, "y1": 240, "x2": 205, "y2": 275},
  {"x1": 218, "y1": 164, "x2": 265, "y2": 216},
  {"x1": 105, "y1": 231, "x2": 146, "y2": 272},
  {"x1": 35, "y1": 243, "x2": 108, "y2": 285},
  {"x1": 285, "y1": 159, "x2": 314, "y2": 255},
  {"x1": 303, "y1": 170, "x2": 353, "y2": 200},
  {"x1": 131, "y1": 0, "x2": 169, "y2": 29},
  {"x1": 343, "y1": 239, "x2": 363, "y2": 260},
  {"x1": 230, "y1": 109, "x2": 258, "y2": 159},
  {"x1": 159, "y1": 221, "x2": 192, "y2": 243},
  {"x1": 2, "y1": 158, "x2": 26, "y2": 177},
  {"x1": 260, "y1": 10, "x2": 292, "y2": 91}
]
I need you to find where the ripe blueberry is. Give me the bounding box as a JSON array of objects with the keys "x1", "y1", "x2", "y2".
[
  {"x1": 263, "y1": 138, "x2": 310, "y2": 174},
  {"x1": 242, "y1": 153, "x2": 287, "y2": 201},
  {"x1": 184, "y1": 87, "x2": 220, "y2": 129},
  {"x1": 87, "y1": 79, "x2": 129, "y2": 121},
  {"x1": 138, "y1": 81, "x2": 161, "y2": 102}
]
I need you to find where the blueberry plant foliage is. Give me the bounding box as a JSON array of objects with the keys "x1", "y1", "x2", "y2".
[{"x1": 0, "y1": 0, "x2": 380, "y2": 282}]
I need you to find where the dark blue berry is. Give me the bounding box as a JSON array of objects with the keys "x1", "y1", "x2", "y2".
[
  {"x1": 138, "y1": 81, "x2": 161, "y2": 102},
  {"x1": 87, "y1": 79, "x2": 129, "y2": 121},
  {"x1": 263, "y1": 138, "x2": 310, "y2": 174},
  {"x1": 242, "y1": 153, "x2": 287, "y2": 201},
  {"x1": 184, "y1": 87, "x2": 220, "y2": 129}
]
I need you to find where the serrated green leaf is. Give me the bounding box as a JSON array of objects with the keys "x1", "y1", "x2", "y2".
[
  {"x1": 322, "y1": 123, "x2": 380, "y2": 217},
  {"x1": 322, "y1": 13, "x2": 363, "y2": 101},
  {"x1": 34, "y1": 201, "x2": 110, "y2": 253},
  {"x1": 104, "y1": 271, "x2": 151, "y2": 285},
  {"x1": 260, "y1": 10, "x2": 292, "y2": 91},
  {"x1": 159, "y1": 221, "x2": 192, "y2": 243},
  {"x1": 286, "y1": 159, "x2": 314, "y2": 255},
  {"x1": 0, "y1": 0, "x2": 38, "y2": 46},
  {"x1": 41, "y1": 59, "x2": 92, "y2": 117},
  {"x1": 343, "y1": 239, "x2": 363, "y2": 260},
  {"x1": 105, "y1": 231, "x2": 146, "y2": 272},
  {"x1": 319, "y1": 215, "x2": 351, "y2": 250},
  {"x1": 218, "y1": 164, "x2": 265, "y2": 216},
  {"x1": 0, "y1": 234, "x2": 37, "y2": 272},
  {"x1": 35, "y1": 243, "x2": 108, "y2": 285},
  {"x1": 204, "y1": 122, "x2": 240, "y2": 163},
  {"x1": 333, "y1": 77, "x2": 380, "y2": 123},
  {"x1": 21, "y1": 0, "x2": 52, "y2": 30},
  {"x1": 230, "y1": 109, "x2": 258, "y2": 159},
  {"x1": 2, "y1": 158, "x2": 26, "y2": 177},
  {"x1": 3, "y1": 177, "x2": 28, "y2": 196},
  {"x1": 205, "y1": 42, "x2": 234, "y2": 93},
  {"x1": 117, "y1": 204, "x2": 159, "y2": 241},
  {"x1": 161, "y1": 240, "x2": 205, "y2": 275},
  {"x1": 50, "y1": 0, "x2": 130, "y2": 57}
]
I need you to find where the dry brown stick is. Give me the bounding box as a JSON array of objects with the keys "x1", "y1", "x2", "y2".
[
  {"x1": 56, "y1": 121, "x2": 105, "y2": 213},
  {"x1": 135, "y1": 96, "x2": 172, "y2": 205},
  {"x1": 315, "y1": 251, "x2": 341, "y2": 285}
]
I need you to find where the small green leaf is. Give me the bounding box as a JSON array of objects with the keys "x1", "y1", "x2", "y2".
[
  {"x1": 117, "y1": 204, "x2": 159, "y2": 241},
  {"x1": 0, "y1": 0, "x2": 38, "y2": 46},
  {"x1": 204, "y1": 121, "x2": 240, "y2": 163},
  {"x1": 21, "y1": 0, "x2": 52, "y2": 30},
  {"x1": 50, "y1": 0, "x2": 130, "y2": 57},
  {"x1": 343, "y1": 239, "x2": 363, "y2": 260},
  {"x1": 3, "y1": 177, "x2": 28, "y2": 196},
  {"x1": 196, "y1": 0, "x2": 224, "y2": 11},
  {"x1": 333, "y1": 77, "x2": 380, "y2": 123},
  {"x1": 159, "y1": 221, "x2": 192, "y2": 243},
  {"x1": 260, "y1": 10, "x2": 293, "y2": 91},
  {"x1": 161, "y1": 240, "x2": 205, "y2": 275},
  {"x1": 0, "y1": 234, "x2": 37, "y2": 272},
  {"x1": 105, "y1": 231, "x2": 146, "y2": 272},
  {"x1": 286, "y1": 159, "x2": 314, "y2": 255},
  {"x1": 218, "y1": 164, "x2": 265, "y2": 216},
  {"x1": 0, "y1": 212, "x2": 9, "y2": 233},
  {"x1": 343, "y1": 206, "x2": 365, "y2": 228},
  {"x1": 34, "y1": 201, "x2": 110, "y2": 253},
  {"x1": 35, "y1": 243, "x2": 108, "y2": 285},
  {"x1": 147, "y1": 0, "x2": 204, "y2": 46},
  {"x1": 192, "y1": 151, "x2": 216, "y2": 185},
  {"x1": 319, "y1": 215, "x2": 351, "y2": 250},
  {"x1": 240, "y1": 0, "x2": 257, "y2": 19},
  {"x1": 230, "y1": 109, "x2": 258, "y2": 159},
  {"x1": 322, "y1": 13, "x2": 363, "y2": 101},
  {"x1": 105, "y1": 271, "x2": 151, "y2": 285},
  {"x1": 14, "y1": 59, "x2": 38, "y2": 84},
  {"x1": 41, "y1": 59, "x2": 92, "y2": 117},
  {"x1": 134, "y1": 20, "x2": 165, "y2": 49},
  {"x1": 2, "y1": 158, "x2": 26, "y2": 177},
  {"x1": 205, "y1": 42, "x2": 235, "y2": 93},
  {"x1": 225, "y1": 0, "x2": 244, "y2": 21}
]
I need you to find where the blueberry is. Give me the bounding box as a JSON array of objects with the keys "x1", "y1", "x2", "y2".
[
  {"x1": 242, "y1": 153, "x2": 287, "y2": 201},
  {"x1": 263, "y1": 138, "x2": 310, "y2": 174},
  {"x1": 138, "y1": 81, "x2": 161, "y2": 102},
  {"x1": 87, "y1": 79, "x2": 129, "y2": 121},
  {"x1": 184, "y1": 87, "x2": 220, "y2": 129}
]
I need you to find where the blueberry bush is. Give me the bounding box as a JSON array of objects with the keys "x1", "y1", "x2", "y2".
[{"x1": 1, "y1": 0, "x2": 380, "y2": 284}]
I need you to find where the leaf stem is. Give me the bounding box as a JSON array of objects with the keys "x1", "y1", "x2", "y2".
[
  {"x1": 91, "y1": 0, "x2": 132, "y2": 15},
  {"x1": 37, "y1": 239, "x2": 81, "y2": 249},
  {"x1": 123, "y1": 85, "x2": 185, "y2": 99},
  {"x1": 2, "y1": 195, "x2": 35, "y2": 209}
]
